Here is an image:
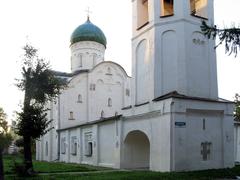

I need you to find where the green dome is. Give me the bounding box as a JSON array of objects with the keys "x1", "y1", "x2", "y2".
[{"x1": 70, "y1": 18, "x2": 107, "y2": 47}]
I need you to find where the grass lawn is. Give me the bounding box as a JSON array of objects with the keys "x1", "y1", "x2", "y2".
[
  {"x1": 3, "y1": 155, "x2": 240, "y2": 180},
  {"x1": 3, "y1": 155, "x2": 103, "y2": 175}
]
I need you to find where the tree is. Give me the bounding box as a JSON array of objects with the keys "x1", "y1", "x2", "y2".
[
  {"x1": 16, "y1": 44, "x2": 66, "y2": 175},
  {"x1": 234, "y1": 94, "x2": 240, "y2": 122},
  {"x1": 201, "y1": 21, "x2": 240, "y2": 57},
  {"x1": 0, "y1": 107, "x2": 12, "y2": 180}
]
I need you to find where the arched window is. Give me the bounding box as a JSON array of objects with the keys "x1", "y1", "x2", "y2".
[
  {"x1": 78, "y1": 54, "x2": 83, "y2": 67},
  {"x1": 137, "y1": 0, "x2": 149, "y2": 29},
  {"x1": 190, "y1": 0, "x2": 208, "y2": 18},
  {"x1": 92, "y1": 53, "x2": 97, "y2": 66},
  {"x1": 77, "y1": 94, "x2": 82, "y2": 103},
  {"x1": 69, "y1": 111, "x2": 74, "y2": 120},
  {"x1": 107, "y1": 67, "x2": 112, "y2": 74},
  {"x1": 45, "y1": 142, "x2": 48, "y2": 156},
  {"x1": 108, "y1": 98, "x2": 112, "y2": 107},
  {"x1": 101, "y1": 110, "x2": 105, "y2": 118},
  {"x1": 161, "y1": 0, "x2": 174, "y2": 17}
]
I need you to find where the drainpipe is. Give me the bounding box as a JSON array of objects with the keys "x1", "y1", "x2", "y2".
[
  {"x1": 170, "y1": 100, "x2": 175, "y2": 171},
  {"x1": 57, "y1": 96, "x2": 61, "y2": 161}
]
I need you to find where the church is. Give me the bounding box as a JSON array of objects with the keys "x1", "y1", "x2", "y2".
[{"x1": 36, "y1": 0, "x2": 235, "y2": 171}]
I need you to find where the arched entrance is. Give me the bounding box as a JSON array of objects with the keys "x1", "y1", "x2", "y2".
[{"x1": 123, "y1": 130, "x2": 150, "y2": 169}]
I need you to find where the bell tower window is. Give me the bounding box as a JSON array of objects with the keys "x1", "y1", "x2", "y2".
[
  {"x1": 137, "y1": 0, "x2": 149, "y2": 29},
  {"x1": 161, "y1": 0, "x2": 174, "y2": 17},
  {"x1": 190, "y1": 0, "x2": 208, "y2": 19}
]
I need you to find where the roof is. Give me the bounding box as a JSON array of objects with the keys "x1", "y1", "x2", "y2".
[
  {"x1": 70, "y1": 17, "x2": 107, "y2": 47},
  {"x1": 153, "y1": 91, "x2": 234, "y2": 104}
]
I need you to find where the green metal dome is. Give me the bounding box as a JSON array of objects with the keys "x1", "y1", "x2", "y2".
[{"x1": 70, "y1": 18, "x2": 107, "y2": 47}]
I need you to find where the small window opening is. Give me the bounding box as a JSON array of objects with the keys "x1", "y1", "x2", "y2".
[
  {"x1": 190, "y1": 0, "x2": 208, "y2": 18},
  {"x1": 77, "y1": 94, "x2": 82, "y2": 103},
  {"x1": 106, "y1": 67, "x2": 112, "y2": 75},
  {"x1": 101, "y1": 110, "x2": 105, "y2": 118},
  {"x1": 69, "y1": 111, "x2": 74, "y2": 120},
  {"x1": 161, "y1": 0, "x2": 174, "y2": 17},
  {"x1": 84, "y1": 133, "x2": 93, "y2": 157},
  {"x1": 203, "y1": 118, "x2": 206, "y2": 130},
  {"x1": 108, "y1": 98, "x2": 112, "y2": 107},
  {"x1": 61, "y1": 138, "x2": 66, "y2": 154},
  {"x1": 93, "y1": 54, "x2": 97, "y2": 66},
  {"x1": 201, "y1": 142, "x2": 212, "y2": 161},
  {"x1": 90, "y1": 84, "x2": 96, "y2": 91},
  {"x1": 126, "y1": 89, "x2": 130, "y2": 96},
  {"x1": 45, "y1": 142, "x2": 48, "y2": 156},
  {"x1": 71, "y1": 136, "x2": 77, "y2": 155},
  {"x1": 137, "y1": 0, "x2": 149, "y2": 29},
  {"x1": 78, "y1": 54, "x2": 83, "y2": 67}
]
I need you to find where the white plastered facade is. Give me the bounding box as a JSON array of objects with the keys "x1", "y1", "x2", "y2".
[{"x1": 36, "y1": 0, "x2": 236, "y2": 172}]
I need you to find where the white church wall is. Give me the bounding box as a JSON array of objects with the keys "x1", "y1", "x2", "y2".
[
  {"x1": 121, "y1": 99, "x2": 173, "y2": 172},
  {"x1": 69, "y1": 129, "x2": 79, "y2": 164},
  {"x1": 60, "y1": 73, "x2": 88, "y2": 129},
  {"x1": 234, "y1": 123, "x2": 240, "y2": 163},
  {"x1": 70, "y1": 41, "x2": 105, "y2": 72},
  {"x1": 173, "y1": 99, "x2": 234, "y2": 171},
  {"x1": 81, "y1": 126, "x2": 94, "y2": 165},
  {"x1": 89, "y1": 62, "x2": 130, "y2": 121},
  {"x1": 98, "y1": 121, "x2": 116, "y2": 167}
]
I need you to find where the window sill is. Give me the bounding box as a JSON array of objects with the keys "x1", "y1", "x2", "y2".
[
  {"x1": 135, "y1": 101, "x2": 149, "y2": 107},
  {"x1": 137, "y1": 21, "x2": 149, "y2": 31},
  {"x1": 68, "y1": 118, "x2": 75, "y2": 120},
  {"x1": 190, "y1": 14, "x2": 208, "y2": 20},
  {"x1": 160, "y1": 14, "x2": 174, "y2": 18}
]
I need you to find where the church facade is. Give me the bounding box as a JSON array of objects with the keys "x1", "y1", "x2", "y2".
[{"x1": 36, "y1": 0, "x2": 235, "y2": 171}]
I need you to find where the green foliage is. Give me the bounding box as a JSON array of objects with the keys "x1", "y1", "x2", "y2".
[
  {"x1": 16, "y1": 105, "x2": 52, "y2": 139},
  {"x1": 16, "y1": 44, "x2": 66, "y2": 139},
  {"x1": 15, "y1": 138, "x2": 24, "y2": 148},
  {"x1": 234, "y1": 93, "x2": 240, "y2": 121},
  {"x1": 15, "y1": 44, "x2": 67, "y2": 173},
  {"x1": 0, "y1": 108, "x2": 12, "y2": 150},
  {"x1": 201, "y1": 21, "x2": 240, "y2": 57}
]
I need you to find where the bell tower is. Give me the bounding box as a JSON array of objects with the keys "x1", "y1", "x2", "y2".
[{"x1": 131, "y1": 0, "x2": 218, "y2": 105}]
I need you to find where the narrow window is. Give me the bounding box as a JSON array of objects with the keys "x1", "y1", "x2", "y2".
[
  {"x1": 90, "y1": 84, "x2": 96, "y2": 91},
  {"x1": 45, "y1": 142, "x2": 48, "y2": 156},
  {"x1": 69, "y1": 111, "x2": 74, "y2": 120},
  {"x1": 126, "y1": 89, "x2": 130, "y2": 96},
  {"x1": 203, "y1": 118, "x2": 206, "y2": 130},
  {"x1": 108, "y1": 98, "x2": 112, "y2": 107},
  {"x1": 77, "y1": 94, "x2": 82, "y2": 103},
  {"x1": 201, "y1": 142, "x2": 212, "y2": 161},
  {"x1": 190, "y1": 0, "x2": 208, "y2": 18},
  {"x1": 61, "y1": 138, "x2": 66, "y2": 154},
  {"x1": 92, "y1": 54, "x2": 97, "y2": 66},
  {"x1": 101, "y1": 110, "x2": 105, "y2": 118},
  {"x1": 71, "y1": 136, "x2": 77, "y2": 155},
  {"x1": 78, "y1": 54, "x2": 83, "y2": 67},
  {"x1": 106, "y1": 67, "x2": 112, "y2": 75},
  {"x1": 84, "y1": 133, "x2": 93, "y2": 157},
  {"x1": 161, "y1": 0, "x2": 174, "y2": 17},
  {"x1": 137, "y1": 0, "x2": 149, "y2": 29}
]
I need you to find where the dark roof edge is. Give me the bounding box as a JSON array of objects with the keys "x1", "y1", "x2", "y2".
[
  {"x1": 57, "y1": 115, "x2": 122, "y2": 132},
  {"x1": 153, "y1": 91, "x2": 233, "y2": 104},
  {"x1": 51, "y1": 69, "x2": 90, "y2": 78}
]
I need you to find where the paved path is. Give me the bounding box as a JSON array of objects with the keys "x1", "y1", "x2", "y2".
[{"x1": 5, "y1": 169, "x2": 129, "y2": 178}]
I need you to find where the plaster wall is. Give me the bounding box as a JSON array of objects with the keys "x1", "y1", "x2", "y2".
[{"x1": 70, "y1": 41, "x2": 105, "y2": 72}]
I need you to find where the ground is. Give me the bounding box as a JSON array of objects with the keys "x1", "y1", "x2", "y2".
[{"x1": 3, "y1": 155, "x2": 240, "y2": 179}]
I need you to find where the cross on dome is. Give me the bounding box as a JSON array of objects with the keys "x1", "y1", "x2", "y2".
[{"x1": 85, "y1": 7, "x2": 92, "y2": 20}]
